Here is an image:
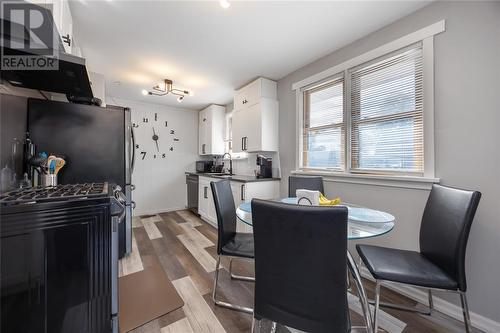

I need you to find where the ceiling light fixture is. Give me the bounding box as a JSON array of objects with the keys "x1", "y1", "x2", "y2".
[
  {"x1": 219, "y1": 0, "x2": 230, "y2": 9},
  {"x1": 143, "y1": 79, "x2": 192, "y2": 102}
]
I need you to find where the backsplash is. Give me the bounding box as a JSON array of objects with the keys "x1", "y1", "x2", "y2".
[{"x1": 225, "y1": 152, "x2": 281, "y2": 178}]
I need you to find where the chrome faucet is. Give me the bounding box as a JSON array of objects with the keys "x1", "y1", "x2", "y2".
[{"x1": 221, "y1": 153, "x2": 233, "y2": 175}]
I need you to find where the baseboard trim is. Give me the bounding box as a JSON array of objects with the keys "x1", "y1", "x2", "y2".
[
  {"x1": 199, "y1": 215, "x2": 217, "y2": 228},
  {"x1": 359, "y1": 266, "x2": 500, "y2": 333},
  {"x1": 133, "y1": 206, "x2": 187, "y2": 217}
]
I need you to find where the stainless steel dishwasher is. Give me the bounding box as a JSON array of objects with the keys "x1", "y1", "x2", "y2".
[{"x1": 186, "y1": 173, "x2": 199, "y2": 215}]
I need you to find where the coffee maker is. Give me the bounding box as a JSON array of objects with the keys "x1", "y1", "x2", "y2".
[{"x1": 256, "y1": 155, "x2": 272, "y2": 178}]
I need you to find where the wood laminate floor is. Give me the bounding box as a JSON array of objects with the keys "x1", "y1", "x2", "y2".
[{"x1": 120, "y1": 210, "x2": 480, "y2": 333}]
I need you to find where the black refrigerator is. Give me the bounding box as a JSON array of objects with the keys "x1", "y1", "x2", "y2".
[{"x1": 28, "y1": 98, "x2": 135, "y2": 258}]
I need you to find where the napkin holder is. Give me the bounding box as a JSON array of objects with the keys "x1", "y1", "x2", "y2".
[{"x1": 296, "y1": 189, "x2": 320, "y2": 206}]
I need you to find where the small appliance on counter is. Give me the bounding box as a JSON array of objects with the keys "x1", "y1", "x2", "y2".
[
  {"x1": 256, "y1": 155, "x2": 272, "y2": 178},
  {"x1": 196, "y1": 160, "x2": 214, "y2": 173}
]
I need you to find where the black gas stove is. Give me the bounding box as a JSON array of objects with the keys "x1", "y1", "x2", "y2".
[
  {"x1": 1, "y1": 181, "x2": 122, "y2": 333},
  {"x1": 0, "y1": 182, "x2": 109, "y2": 206}
]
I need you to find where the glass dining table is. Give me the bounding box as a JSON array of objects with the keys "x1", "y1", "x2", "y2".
[{"x1": 235, "y1": 198, "x2": 396, "y2": 333}]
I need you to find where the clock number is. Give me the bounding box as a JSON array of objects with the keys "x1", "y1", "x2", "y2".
[
  {"x1": 143, "y1": 117, "x2": 149, "y2": 123},
  {"x1": 170, "y1": 130, "x2": 175, "y2": 135},
  {"x1": 162, "y1": 153, "x2": 166, "y2": 158},
  {"x1": 170, "y1": 147, "x2": 174, "y2": 151},
  {"x1": 173, "y1": 138, "x2": 179, "y2": 142},
  {"x1": 155, "y1": 113, "x2": 158, "y2": 121},
  {"x1": 135, "y1": 144, "x2": 139, "y2": 149},
  {"x1": 132, "y1": 123, "x2": 139, "y2": 128},
  {"x1": 154, "y1": 154, "x2": 156, "y2": 159},
  {"x1": 140, "y1": 151, "x2": 146, "y2": 160},
  {"x1": 165, "y1": 121, "x2": 168, "y2": 127}
]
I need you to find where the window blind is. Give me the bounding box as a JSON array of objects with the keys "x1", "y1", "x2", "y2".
[
  {"x1": 350, "y1": 44, "x2": 423, "y2": 173},
  {"x1": 303, "y1": 78, "x2": 345, "y2": 169}
]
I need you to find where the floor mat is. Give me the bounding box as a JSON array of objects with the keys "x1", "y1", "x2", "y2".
[{"x1": 118, "y1": 262, "x2": 184, "y2": 333}]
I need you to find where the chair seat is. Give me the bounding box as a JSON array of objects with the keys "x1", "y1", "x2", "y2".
[
  {"x1": 356, "y1": 245, "x2": 457, "y2": 290},
  {"x1": 221, "y1": 233, "x2": 254, "y2": 259}
]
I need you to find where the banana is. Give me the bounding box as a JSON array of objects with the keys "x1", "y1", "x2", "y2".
[{"x1": 319, "y1": 193, "x2": 341, "y2": 206}]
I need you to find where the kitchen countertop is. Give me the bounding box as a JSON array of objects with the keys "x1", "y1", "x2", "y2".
[{"x1": 185, "y1": 172, "x2": 280, "y2": 183}]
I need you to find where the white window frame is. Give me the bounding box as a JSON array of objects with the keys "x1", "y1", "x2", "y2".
[{"x1": 293, "y1": 20, "x2": 445, "y2": 189}]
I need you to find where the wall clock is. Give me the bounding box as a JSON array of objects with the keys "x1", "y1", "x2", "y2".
[{"x1": 132, "y1": 112, "x2": 180, "y2": 160}]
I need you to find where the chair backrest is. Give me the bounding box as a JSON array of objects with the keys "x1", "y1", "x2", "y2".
[
  {"x1": 210, "y1": 180, "x2": 237, "y2": 255},
  {"x1": 419, "y1": 184, "x2": 481, "y2": 292},
  {"x1": 251, "y1": 199, "x2": 350, "y2": 333},
  {"x1": 288, "y1": 175, "x2": 324, "y2": 197}
]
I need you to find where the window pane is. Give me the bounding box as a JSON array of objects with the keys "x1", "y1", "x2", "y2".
[
  {"x1": 305, "y1": 128, "x2": 343, "y2": 168},
  {"x1": 350, "y1": 45, "x2": 424, "y2": 173},
  {"x1": 358, "y1": 60, "x2": 419, "y2": 119},
  {"x1": 357, "y1": 118, "x2": 421, "y2": 171},
  {"x1": 308, "y1": 81, "x2": 343, "y2": 127}
]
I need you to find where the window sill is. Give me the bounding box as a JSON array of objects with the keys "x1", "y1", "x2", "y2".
[{"x1": 292, "y1": 170, "x2": 440, "y2": 190}]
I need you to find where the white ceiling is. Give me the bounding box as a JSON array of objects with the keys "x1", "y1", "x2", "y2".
[{"x1": 70, "y1": 1, "x2": 429, "y2": 110}]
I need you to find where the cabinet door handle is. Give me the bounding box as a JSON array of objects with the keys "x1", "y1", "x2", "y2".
[
  {"x1": 204, "y1": 186, "x2": 208, "y2": 199},
  {"x1": 202, "y1": 144, "x2": 205, "y2": 154},
  {"x1": 62, "y1": 34, "x2": 71, "y2": 46},
  {"x1": 241, "y1": 184, "x2": 245, "y2": 201},
  {"x1": 243, "y1": 137, "x2": 247, "y2": 151},
  {"x1": 229, "y1": 141, "x2": 232, "y2": 150},
  {"x1": 241, "y1": 137, "x2": 244, "y2": 151}
]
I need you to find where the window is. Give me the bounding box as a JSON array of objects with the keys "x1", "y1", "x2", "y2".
[
  {"x1": 301, "y1": 43, "x2": 424, "y2": 175},
  {"x1": 350, "y1": 45, "x2": 423, "y2": 173}
]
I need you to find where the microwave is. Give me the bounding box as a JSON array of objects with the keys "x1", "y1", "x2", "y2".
[{"x1": 196, "y1": 160, "x2": 213, "y2": 173}]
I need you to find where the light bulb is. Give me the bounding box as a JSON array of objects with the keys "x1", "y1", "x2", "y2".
[
  {"x1": 189, "y1": 91, "x2": 194, "y2": 97},
  {"x1": 177, "y1": 96, "x2": 183, "y2": 102},
  {"x1": 219, "y1": 0, "x2": 230, "y2": 9},
  {"x1": 141, "y1": 89, "x2": 148, "y2": 96}
]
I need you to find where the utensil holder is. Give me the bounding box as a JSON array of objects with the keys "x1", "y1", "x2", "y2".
[{"x1": 41, "y1": 174, "x2": 57, "y2": 187}]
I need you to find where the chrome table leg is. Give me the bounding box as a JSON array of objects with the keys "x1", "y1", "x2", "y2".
[
  {"x1": 373, "y1": 281, "x2": 381, "y2": 332},
  {"x1": 347, "y1": 250, "x2": 373, "y2": 333}
]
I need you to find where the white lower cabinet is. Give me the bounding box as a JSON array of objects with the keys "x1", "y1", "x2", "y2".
[
  {"x1": 198, "y1": 177, "x2": 280, "y2": 232},
  {"x1": 198, "y1": 177, "x2": 217, "y2": 228}
]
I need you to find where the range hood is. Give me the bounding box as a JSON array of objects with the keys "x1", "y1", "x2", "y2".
[{"x1": 0, "y1": 5, "x2": 94, "y2": 101}]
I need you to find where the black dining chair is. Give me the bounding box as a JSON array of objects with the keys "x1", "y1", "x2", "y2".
[
  {"x1": 210, "y1": 180, "x2": 254, "y2": 314},
  {"x1": 357, "y1": 184, "x2": 481, "y2": 333},
  {"x1": 251, "y1": 199, "x2": 351, "y2": 333},
  {"x1": 288, "y1": 175, "x2": 324, "y2": 197}
]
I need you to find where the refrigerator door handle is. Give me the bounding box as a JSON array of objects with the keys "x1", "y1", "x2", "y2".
[
  {"x1": 131, "y1": 126, "x2": 136, "y2": 174},
  {"x1": 111, "y1": 216, "x2": 119, "y2": 316}
]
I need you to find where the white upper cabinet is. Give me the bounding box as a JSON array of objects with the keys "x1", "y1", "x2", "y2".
[
  {"x1": 30, "y1": 0, "x2": 74, "y2": 54},
  {"x1": 234, "y1": 78, "x2": 277, "y2": 109},
  {"x1": 232, "y1": 78, "x2": 279, "y2": 153},
  {"x1": 199, "y1": 105, "x2": 225, "y2": 155}
]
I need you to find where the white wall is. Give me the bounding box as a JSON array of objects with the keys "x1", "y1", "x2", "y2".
[
  {"x1": 277, "y1": 1, "x2": 500, "y2": 330},
  {"x1": 109, "y1": 97, "x2": 199, "y2": 216}
]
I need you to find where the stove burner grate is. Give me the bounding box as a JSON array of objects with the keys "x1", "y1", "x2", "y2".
[{"x1": 0, "y1": 183, "x2": 108, "y2": 205}]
